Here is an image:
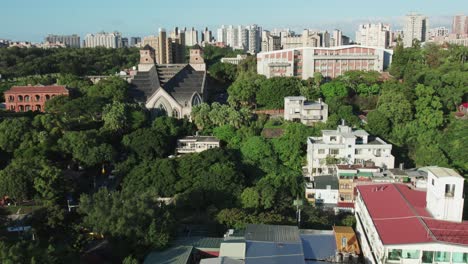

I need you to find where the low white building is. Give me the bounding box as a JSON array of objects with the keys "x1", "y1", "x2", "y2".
[
  {"x1": 305, "y1": 175, "x2": 339, "y2": 206},
  {"x1": 355, "y1": 167, "x2": 468, "y2": 264},
  {"x1": 307, "y1": 124, "x2": 394, "y2": 176},
  {"x1": 176, "y1": 136, "x2": 220, "y2": 154},
  {"x1": 284, "y1": 96, "x2": 328, "y2": 125},
  {"x1": 220, "y1": 54, "x2": 248, "y2": 65}
]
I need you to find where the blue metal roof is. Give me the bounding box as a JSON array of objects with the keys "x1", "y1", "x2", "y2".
[
  {"x1": 300, "y1": 232, "x2": 336, "y2": 261},
  {"x1": 245, "y1": 241, "x2": 305, "y2": 264}
]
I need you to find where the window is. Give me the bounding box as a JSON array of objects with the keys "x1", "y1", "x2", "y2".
[
  {"x1": 388, "y1": 249, "x2": 402, "y2": 261},
  {"x1": 402, "y1": 250, "x2": 420, "y2": 259},
  {"x1": 341, "y1": 237, "x2": 347, "y2": 248},
  {"x1": 355, "y1": 149, "x2": 362, "y2": 155},
  {"x1": 35, "y1": 95, "x2": 40, "y2": 101},
  {"x1": 24, "y1": 95, "x2": 30, "y2": 102},
  {"x1": 445, "y1": 184, "x2": 455, "y2": 197},
  {"x1": 318, "y1": 149, "x2": 325, "y2": 154},
  {"x1": 435, "y1": 251, "x2": 450, "y2": 262},
  {"x1": 422, "y1": 251, "x2": 434, "y2": 263},
  {"x1": 330, "y1": 149, "x2": 339, "y2": 155},
  {"x1": 330, "y1": 136, "x2": 337, "y2": 142},
  {"x1": 452, "y1": 252, "x2": 468, "y2": 264},
  {"x1": 432, "y1": 179, "x2": 435, "y2": 185}
]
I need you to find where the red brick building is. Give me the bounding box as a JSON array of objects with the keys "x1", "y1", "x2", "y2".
[{"x1": 4, "y1": 85, "x2": 69, "y2": 112}]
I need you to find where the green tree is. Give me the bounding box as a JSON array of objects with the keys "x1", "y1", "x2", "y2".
[
  {"x1": 241, "y1": 187, "x2": 260, "y2": 209},
  {"x1": 79, "y1": 189, "x2": 173, "y2": 254},
  {"x1": 58, "y1": 130, "x2": 115, "y2": 167},
  {"x1": 256, "y1": 77, "x2": 301, "y2": 108},
  {"x1": 86, "y1": 76, "x2": 128, "y2": 102},
  {"x1": 321, "y1": 81, "x2": 348, "y2": 99},
  {"x1": 414, "y1": 84, "x2": 444, "y2": 129},
  {"x1": 0, "y1": 117, "x2": 31, "y2": 153},
  {"x1": 366, "y1": 110, "x2": 391, "y2": 137},
  {"x1": 227, "y1": 73, "x2": 264, "y2": 107}
]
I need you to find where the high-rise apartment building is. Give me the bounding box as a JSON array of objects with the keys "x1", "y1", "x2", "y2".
[
  {"x1": 225, "y1": 25, "x2": 239, "y2": 48},
  {"x1": 281, "y1": 30, "x2": 321, "y2": 49},
  {"x1": 403, "y1": 13, "x2": 428, "y2": 47},
  {"x1": 217, "y1": 25, "x2": 227, "y2": 44},
  {"x1": 452, "y1": 14, "x2": 468, "y2": 35},
  {"x1": 130, "y1": 37, "x2": 141, "y2": 47},
  {"x1": 44, "y1": 34, "x2": 81, "y2": 48},
  {"x1": 246, "y1": 24, "x2": 261, "y2": 54},
  {"x1": 122, "y1": 38, "x2": 129, "y2": 48},
  {"x1": 84, "y1": 32, "x2": 122, "y2": 48},
  {"x1": 331, "y1": 30, "x2": 343, "y2": 47},
  {"x1": 185, "y1": 27, "x2": 198, "y2": 46},
  {"x1": 355, "y1": 23, "x2": 390, "y2": 48},
  {"x1": 238, "y1": 26, "x2": 249, "y2": 51},
  {"x1": 141, "y1": 28, "x2": 186, "y2": 64},
  {"x1": 428, "y1": 27, "x2": 449, "y2": 39},
  {"x1": 202, "y1": 27, "x2": 213, "y2": 44},
  {"x1": 261, "y1": 31, "x2": 281, "y2": 52}
]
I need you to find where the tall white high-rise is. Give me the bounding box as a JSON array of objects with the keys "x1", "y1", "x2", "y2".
[
  {"x1": 185, "y1": 27, "x2": 198, "y2": 46},
  {"x1": 202, "y1": 27, "x2": 212, "y2": 43},
  {"x1": 217, "y1": 25, "x2": 227, "y2": 44},
  {"x1": 332, "y1": 29, "x2": 343, "y2": 46},
  {"x1": 355, "y1": 23, "x2": 391, "y2": 48},
  {"x1": 84, "y1": 32, "x2": 122, "y2": 48},
  {"x1": 238, "y1": 25, "x2": 249, "y2": 51},
  {"x1": 403, "y1": 13, "x2": 428, "y2": 47},
  {"x1": 225, "y1": 25, "x2": 239, "y2": 48},
  {"x1": 246, "y1": 24, "x2": 261, "y2": 54}
]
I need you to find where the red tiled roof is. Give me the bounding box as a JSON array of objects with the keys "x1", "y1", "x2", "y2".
[
  {"x1": 5, "y1": 85, "x2": 68, "y2": 94},
  {"x1": 461, "y1": 103, "x2": 468, "y2": 108},
  {"x1": 357, "y1": 184, "x2": 468, "y2": 246},
  {"x1": 337, "y1": 202, "x2": 354, "y2": 208}
]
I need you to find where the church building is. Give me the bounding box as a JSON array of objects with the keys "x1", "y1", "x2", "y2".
[{"x1": 130, "y1": 44, "x2": 207, "y2": 119}]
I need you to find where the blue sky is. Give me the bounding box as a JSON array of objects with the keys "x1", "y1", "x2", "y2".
[{"x1": 2, "y1": 0, "x2": 466, "y2": 41}]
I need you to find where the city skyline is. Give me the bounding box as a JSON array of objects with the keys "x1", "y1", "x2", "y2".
[{"x1": 2, "y1": 0, "x2": 466, "y2": 42}]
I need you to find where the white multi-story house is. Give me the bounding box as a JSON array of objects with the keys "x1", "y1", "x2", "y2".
[
  {"x1": 355, "y1": 167, "x2": 468, "y2": 264},
  {"x1": 176, "y1": 136, "x2": 220, "y2": 154},
  {"x1": 307, "y1": 124, "x2": 394, "y2": 176},
  {"x1": 284, "y1": 96, "x2": 328, "y2": 125}
]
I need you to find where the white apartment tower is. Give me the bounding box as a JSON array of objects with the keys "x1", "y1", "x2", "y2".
[
  {"x1": 84, "y1": 32, "x2": 122, "y2": 48},
  {"x1": 355, "y1": 23, "x2": 390, "y2": 48},
  {"x1": 226, "y1": 25, "x2": 240, "y2": 48},
  {"x1": 202, "y1": 27, "x2": 213, "y2": 43},
  {"x1": 185, "y1": 27, "x2": 199, "y2": 46},
  {"x1": 217, "y1": 25, "x2": 227, "y2": 44},
  {"x1": 403, "y1": 13, "x2": 428, "y2": 47},
  {"x1": 246, "y1": 24, "x2": 261, "y2": 54},
  {"x1": 332, "y1": 30, "x2": 343, "y2": 47}
]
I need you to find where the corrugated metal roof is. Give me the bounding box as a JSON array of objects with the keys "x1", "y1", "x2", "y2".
[
  {"x1": 244, "y1": 224, "x2": 301, "y2": 243},
  {"x1": 200, "y1": 257, "x2": 244, "y2": 264},
  {"x1": 144, "y1": 246, "x2": 193, "y2": 264},
  {"x1": 245, "y1": 241, "x2": 305, "y2": 264},
  {"x1": 173, "y1": 236, "x2": 223, "y2": 250},
  {"x1": 300, "y1": 232, "x2": 336, "y2": 261}
]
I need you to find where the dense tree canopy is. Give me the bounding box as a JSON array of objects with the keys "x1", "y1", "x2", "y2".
[{"x1": 0, "y1": 47, "x2": 139, "y2": 79}]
